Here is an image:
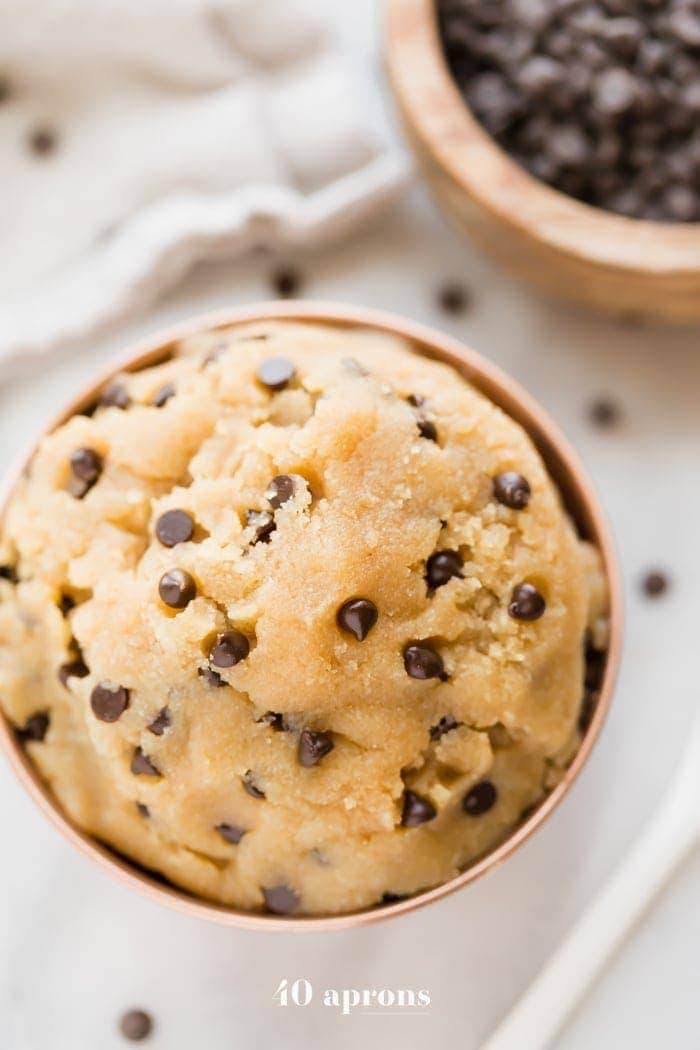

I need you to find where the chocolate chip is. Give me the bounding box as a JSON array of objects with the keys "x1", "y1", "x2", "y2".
[
  {"x1": 266, "y1": 474, "x2": 296, "y2": 509},
  {"x1": 136, "y1": 802, "x2": 150, "y2": 818},
  {"x1": 152, "y1": 382, "x2": 175, "y2": 407},
  {"x1": 416, "y1": 416, "x2": 438, "y2": 442},
  {"x1": 158, "y1": 568, "x2": 197, "y2": 609},
  {"x1": 91, "y1": 682, "x2": 130, "y2": 722},
  {"x1": 100, "y1": 381, "x2": 131, "y2": 409},
  {"x1": 403, "y1": 643, "x2": 445, "y2": 680},
  {"x1": 155, "y1": 509, "x2": 195, "y2": 548},
  {"x1": 242, "y1": 770, "x2": 265, "y2": 799},
  {"x1": 58, "y1": 659, "x2": 89, "y2": 687},
  {"x1": 215, "y1": 823, "x2": 247, "y2": 845},
  {"x1": 69, "y1": 447, "x2": 103, "y2": 498},
  {"x1": 58, "y1": 592, "x2": 75, "y2": 615},
  {"x1": 16, "y1": 711, "x2": 49, "y2": 743},
  {"x1": 508, "y1": 583, "x2": 546, "y2": 621},
  {"x1": 0, "y1": 565, "x2": 18, "y2": 583},
  {"x1": 406, "y1": 394, "x2": 426, "y2": 408},
  {"x1": 426, "y1": 549, "x2": 463, "y2": 589},
  {"x1": 258, "y1": 710, "x2": 286, "y2": 731},
  {"x1": 270, "y1": 267, "x2": 302, "y2": 298},
  {"x1": 198, "y1": 665, "x2": 227, "y2": 688},
  {"x1": 147, "y1": 707, "x2": 171, "y2": 736},
  {"x1": 380, "y1": 892, "x2": 408, "y2": 904},
  {"x1": 131, "y1": 748, "x2": 160, "y2": 777},
  {"x1": 336, "y1": 598, "x2": 378, "y2": 641},
  {"x1": 119, "y1": 1009, "x2": 153, "y2": 1042},
  {"x1": 298, "y1": 728, "x2": 334, "y2": 767},
  {"x1": 437, "y1": 282, "x2": 471, "y2": 314},
  {"x1": 28, "y1": 126, "x2": 57, "y2": 156},
  {"x1": 493, "y1": 471, "x2": 531, "y2": 510},
  {"x1": 246, "y1": 509, "x2": 276, "y2": 545},
  {"x1": 209, "y1": 630, "x2": 250, "y2": 668},
  {"x1": 256, "y1": 356, "x2": 296, "y2": 391},
  {"x1": 401, "y1": 790, "x2": 437, "y2": 827},
  {"x1": 462, "y1": 780, "x2": 497, "y2": 816},
  {"x1": 429, "y1": 715, "x2": 461, "y2": 741},
  {"x1": 643, "y1": 570, "x2": 669, "y2": 598},
  {"x1": 588, "y1": 397, "x2": 621, "y2": 429},
  {"x1": 263, "y1": 884, "x2": 299, "y2": 915}
]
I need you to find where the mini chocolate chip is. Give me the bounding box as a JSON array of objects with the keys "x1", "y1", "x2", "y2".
[
  {"x1": 152, "y1": 382, "x2": 175, "y2": 407},
  {"x1": 119, "y1": 1009, "x2": 153, "y2": 1042},
  {"x1": 493, "y1": 472, "x2": 531, "y2": 509},
  {"x1": 16, "y1": 711, "x2": 49, "y2": 743},
  {"x1": 403, "y1": 643, "x2": 445, "y2": 680},
  {"x1": 426, "y1": 549, "x2": 463, "y2": 589},
  {"x1": 242, "y1": 770, "x2": 265, "y2": 799},
  {"x1": 158, "y1": 568, "x2": 197, "y2": 609},
  {"x1": 29, "y1": 126, "x2": 57, "y2": 156},
  {"x1": 198, "y1": 665, "x2": 227, "y2": 688},
  {"x1": 0, "y1": 565, "x2": 18, "y2": 583},
  {"x1": 256, "y1": 356, "x2": 296, "y2": 391},
  {"x1": 588, "y1": 397, "x2": 621, "y2": 429},
  {"x1": 215, "y1": 823, "x2": 247, "y2": 845},
  {"x1": 266, "y1": 474, "x2": 296, "y2": 509},
  {"x1": 270, "y1": 267, "x2": 302, "y2": 298},
  {"x1": 416, "y1": 416, "x2": 438, "y2": 442},
  {"x1": 401, "y1": 790, "x2": 437, "y2": 827},
  {"x1": 246, "y1": 509, "x2": 276, "y2": 545},
  {"x1": 155, "y1": 509, "x2": 195, "y2": 548},
  {"x1": 298, "y1": 728, "x2": 334, "y2": 767},
  {"x1": 463, "y1": 780, "x2": 497, "y2": 816},
  {"x1": 429, "y1": 715, "x2": 462, "y2": 741},
  {"x1": 147, "y1": 707, "x2": 171, "y2": 736},
  {"x1": 70, "y1": 447, "x2": 103, "y2": 485},
  {"x1": 336, "y1": 598, "x2": 378, "y2": 641},
  {"x1": 643, "y1": 570, "x2": 669, "y2": 597},
  {"x1": 131, "y1": 748, "x2": 160, "y2": 777},
  {"x1": 263, "y1": 884, "x2": 299, "y2": 915},
  {"x1": 258, "y1": 711, "x2": 286, "y2": 731},
  {"x1": 209, "y1": 630, "x2": 250, "y2": 668},
  {"x1": 437, "y1": 282, "x2": 471, "y2": 314},
  {"x1": 508, "y1": 583, "x2": 546, "y2": 621},
  {"x1": 91, "y1": 682, "x2": 130, "y2": 722},
  {"x1": 58, "y1": 592, "x2": 75, "y2": 615},
  {"x1": 406, "y1": 394, "x2": 426, "y2": 408},
  {"x1": 100, "y1": 381, "x2": 131, "y2": 409},
  {"x1": 136, "y1": 802, "x2": 150, "y2": 818},
  {"x1": 58, "y1": 659, "x2": 89, "y2": 688}
]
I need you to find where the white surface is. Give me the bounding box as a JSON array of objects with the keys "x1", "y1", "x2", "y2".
[{"x1": 1, "y1": 4, "x2": 699, "y2": 1050}]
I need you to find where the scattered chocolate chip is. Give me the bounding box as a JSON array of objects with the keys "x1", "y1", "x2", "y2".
[
  {"x1": 508, "y1": 583, "x2": 546, "y2": 621},
  {"x1": 643, "y1": 570, "x2": 669, "y2": 598},
  {"x1": 209, "y1": 630, "x2": 250, "y2": 668},
  {"x1": 242, "y1": 770, "x2": 265, "y2": 799},
  {"x1": 155, "y1": 509, "x2": 195, "y2": 548},
  {"x1": 91, "y1": 682, "x2": 130, "y2": 722},
  {"x1": 263, "y1": 884, "x2": 299, "y2": 915},
  {"x1": 58, "y1": 592, "x2": 75, "y2": 615},
  {"x1": 119, "y1": 1009, "x2": 153, "y2": 1042},
  {"x1": 131, "y1": 748, "x2": 160, "y2": 777},
  {"x1": 136, "y1": 802, "x2": 150, "y2": 818},
  {"x1": 403, "y1": 643, "x2": 445, "y2": 680},
  {"x1": 16, "y1": 711, "x2": 49, "y2": 743},
  {"x1": 380, "y1": 891, "x2": 408, "y2": 904},
  {"x1": 151, "y1": 382, "x2": 175, "y2": 407},
  {"x1": 429, "y1": 714, "x2": 462, "y2": 741},
  {"x1": 336, "y1": 598, "x2": 378, "y2": 641},
  {"x1": 256, "y1": 356, "x2": 296, "y2": 391},
  {"x1": 0, "y1": 565, "x2": 18, "y2": 583},
  {"x1": 493, "y1": 471, "x2": 531, "y2": 510},
  {"x1": 158, "y1": 568, "x2": 197, "y2": 609},
  {"x1": 463, "y1": 780, "x2": 497, "y2": 816},
  {"x1": 426, "y1": 549, "x2": 463, "y2": 589},
  {"x1": 58, "y1": 659, "x2": 89, "y2": 688},
  {"x1": 246, "y1": 509, "x2": 276, "y2": 545},
  {"x1": 198, "y1": 665, "x2": 227, "y2": 688},
  {"x1": 270, "y1": 267, "x2": 302, "y2": 298},
  {"x1": 266, "y1": 474, "x2": 296, "y2": 509},
  {"x1": 298, "y1": 728, "x2": 334, "y2": 767},
  {"x1": 406, "y1": 394, "x2": 426, "y2": 408},
  {"x1": 416, "y1": 416, "x2": 438, "y2": 442},
  {"x1": 147, "y1": 707, "x2": 171, "y2": 736},
  {"x1": 215, "y1": 822, "x2": 247, "y2": 845},
  {"x1": 100, "y1": 380, "x2": 131, "y2": 410},
  {"x1": 438, "y1": 282, "x2": 471, "y2": 314},
  {"x1": 28, "y1": 126, "x2": 57, "y2": 156},
  {"x1": 69, "y1": 448, "x2": 103, "y2": 498},
  {"x1": 258, "y1": 710, "x2": 286, "y2": 731},
  {"x1": 401, "y1": 790, "x2": 437, "y2": 827},
  {"x1": 588, "y1": 397, "x2": 622, "y2": 429}
]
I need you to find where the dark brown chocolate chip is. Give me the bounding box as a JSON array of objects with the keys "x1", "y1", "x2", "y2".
[
  {"x1": 246, "y1": 509, "x2": 276, "y2": 545},
  {"x1": 298, "y1": 728, "x2": 334, "y2": 767},
  {"x1": 69, "y1": 447, "x2": 103, "y2": 500},
  {"x1": 58, "y1": 592, "x2": 75, "y2": 615},
  {"x1": 242, "y1": 770, "x2": 265, "y2": 799},
  {"x1": 416, "y1": 416, "x2": 438, "y2": 442},
  {"x1": 147, "y1": 707, "x2": 171, "y2": 736},
  {"x1": 336, "y1": 598, "x2": 378, "y2": 641},
  {"x1": 119, "y1": 1009, "x2": 153, "y2": 1042},
  {"x1": 429, "y1": 715, "x2": 462, "y2": 741},
  {"x1": 266, "y1": 474, "x2": 296, "y2": 509},
  {"x1": 155, "y1": 509, "x2": 194, "y2": 548},
  {"x1": 215, "y1": 822, "x2": 247, "y2": 845},
  {"x1": 437, "y1": 282, "x2": 471, "y2": 314},
  {"x1": 58, "y1": 659, "x2": 89, "y2": 688},
  {"x1": 151, "y1": 382, "x2": 175, "y2": 408},
  {"x1": 643, "y1": 570, "x2": 669, "y2": 598},
  {"x1": 0, "y1": 565, "x2": 18, "y2": 583},
  {"x1": 158, "y1": 568, "x2": 197, "y2": 609},
  {"x1": 426, "y1": 549, "x2": 463, "y2": 589},
  {"x1": 380, "y1": 891, "x2": 408, "y2": 904},
  {"x1": 100, "y1": 381, "x2": 131, "y2": 410},
  {"x1": 508, "y1": 583, "x2": 546, "y2": 621},
  {"x1": 463, "y1": 780, "x2": 497, "y2": 816},
  {"x1": 401, "y1": 790, "x2": 437, "y2": 827},
  {"x1": 91, "y1": 682, "x2": 130, "y2": 722},
  {"x1": 493, "y1": 471, "x2": 531, "y2": 510},
  {"x1": 256, "y1": 356, "x2": 296, "y2": 391},
  {"x1": 198, "y1": 665, "x2": 227, "y2": 688},
  {"x1": 588, "y1": 397, "x2": 621, "y2": 429},
  {"x1": 136, "y1": 802, "x2": 150, "y2": 818},
  {"x1": 406, "y1": 394, "x2": 426, "y2": 408},
  {"x1": 16, "y1": 711, "x2": 49, "y2": 743},
  {"x1": 131, "y1": 748, "x2": 160, "y2": 777},
  {"x1": 28, "y1": 126, "x2": 57, "y2": 156},
  {"x1": 403, "y1": 643, "x2": 445, "y2": 680},
  {"x1": 209, "y1": 630, "x2": 250, "y2": 668},
  {"x1": 263, "y1": 884, "x2": 299, "y2": 914},
  {"x1": 258, "y1": 710, "x2": 286, "y2": 731},
  {"x1": 270, "y1": 267, "x2": 302, "y2": 298}
]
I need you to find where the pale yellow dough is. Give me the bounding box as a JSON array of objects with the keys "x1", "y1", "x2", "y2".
[{"x1": 0, "y1": 321, "x2": 607, "y2": 916}]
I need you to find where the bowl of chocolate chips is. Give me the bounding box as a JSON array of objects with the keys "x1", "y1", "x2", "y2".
[
  {"x1": 0, "y1": 302, "x2": 621, "y2": 929},
  {"x1": 387, "y1": 0, "x2": 700, "y2": 321}
]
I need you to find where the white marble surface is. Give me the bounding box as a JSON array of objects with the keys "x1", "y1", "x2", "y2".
[{"x1": 1, "y1": 5, "x2": 699, "y2": 1049}]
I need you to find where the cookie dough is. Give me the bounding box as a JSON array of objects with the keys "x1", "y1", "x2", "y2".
[{"x1": 0, "y1": 321, "x2": 608, "y2": 916}]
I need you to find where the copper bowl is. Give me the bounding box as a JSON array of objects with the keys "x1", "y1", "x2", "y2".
[{"x1": 0, "y1": 302, "x2": 622, "y2": 931}]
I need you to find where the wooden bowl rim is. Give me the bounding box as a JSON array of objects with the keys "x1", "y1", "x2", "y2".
[
  {"x1": 0, "y1": 301, "x2": 623, "y2": 932},
  {"x1": 386, "y1": 0, "x2": 700, "y2": 274}
]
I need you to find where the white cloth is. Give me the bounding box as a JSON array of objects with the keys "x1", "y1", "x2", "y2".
[{"x1": 0, "y1": 0, "x2": 409, "y2": 364}]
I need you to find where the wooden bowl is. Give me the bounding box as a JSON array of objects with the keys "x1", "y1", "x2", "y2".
[
  {"x1": 386, "y1": 0, "x2": 700, "y2": 322},
  {"x1": 0, "y1": 302, "x2": 622, "y2": 931}
]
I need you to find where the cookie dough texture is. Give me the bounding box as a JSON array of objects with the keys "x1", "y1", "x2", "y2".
[{"x1": 0, "y1": 321, "x2": 607, "y2": 916}]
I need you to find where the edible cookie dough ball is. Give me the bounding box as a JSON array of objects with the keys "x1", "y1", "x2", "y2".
[{"x1": 0, "y1": 322, "x2": 608, "y2": 916}]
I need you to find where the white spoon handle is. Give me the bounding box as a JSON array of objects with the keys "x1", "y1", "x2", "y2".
[{"x1": 482, "y1": 786, "x2": 697, "y2": 1050}]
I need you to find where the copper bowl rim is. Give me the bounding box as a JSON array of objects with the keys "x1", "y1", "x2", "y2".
[{"x1": 0, "y1": 301, "x2": 623, "y2": 932}]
